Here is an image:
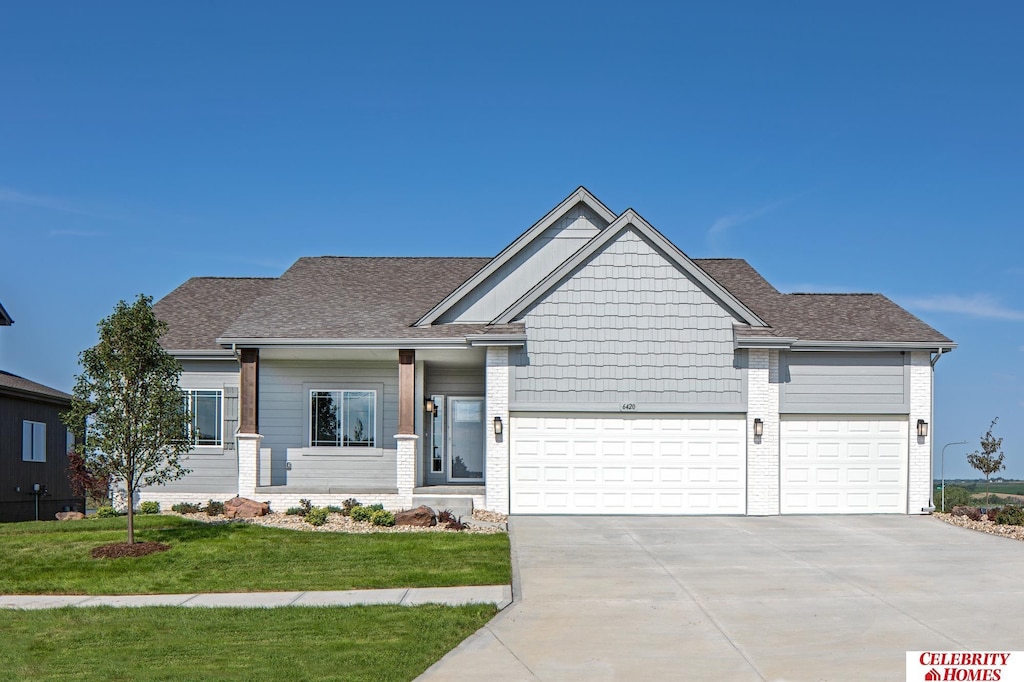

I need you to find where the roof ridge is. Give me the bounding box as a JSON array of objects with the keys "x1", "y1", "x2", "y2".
[
  {"x1": 784, "y1": 292, "x2": 882, "y2": 297},
  {"x1": 298, "y1": 255, "x2": 491, "y2": 261}
]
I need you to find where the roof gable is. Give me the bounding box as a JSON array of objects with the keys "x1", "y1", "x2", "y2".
[
  {"x1": 494, "y1": 209, "x2": 768, "y2": 326},
  {"x1": 0, "y1": 300, "x2": 12, "y2": 326},
  {"x1": 415, "y1": 187, "x2": 617, "y2": 326}
]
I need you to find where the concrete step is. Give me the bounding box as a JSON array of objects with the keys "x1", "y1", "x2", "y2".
[{"x1": 412, "y1": 495, "x2": 474, "y2": 520}]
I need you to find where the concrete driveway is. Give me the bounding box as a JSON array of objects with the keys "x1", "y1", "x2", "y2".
[{"x1": 420, "y1": 515, "x2": 1024, "y2": 681}]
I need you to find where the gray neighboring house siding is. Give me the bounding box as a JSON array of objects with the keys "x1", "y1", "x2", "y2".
[
  {"x1": 158, "y1": 361, "x2": 240, "y2": 495},
  {"x1": 439, "y1": 204, "x2": 606, "y2": 323},
  {"x1": 259, "y1": 360, "x2": 399, "y2": 490},
  {"x1": 779, "y1": 351, "x2": 910, "y2": 414},
  {"x1": 511, "y1": 228, "x2": 746, "y2": 412}
]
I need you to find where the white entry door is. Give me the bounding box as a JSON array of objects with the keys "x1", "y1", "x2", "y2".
[
  {"x1": 510, "y1": 415, "x2": 746, "y2": 515},
  {"x1": 448, "y1": 397, "x2": 485, "y2": 482},
  {"x1": 780, "y1": 416, "x2": 908, "y2": 514}
]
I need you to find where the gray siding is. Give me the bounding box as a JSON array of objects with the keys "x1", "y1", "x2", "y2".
[
  {"x1": 439, "y1": 203, "x2": 606, "y2": 323},
  {"x1": 511, "y1": 228, "x2": 745, "y2": 412},
  {"x1": 260, "y1": 360, "x2": 399, "y2": 488},
  {"x1": 779, "y1": 351, "x2": 910, "y2": 414},
  {"x1": 154, "y1": 364, "x2": 240, "y2": 495}
]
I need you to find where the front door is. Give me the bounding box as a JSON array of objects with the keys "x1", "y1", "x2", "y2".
[{"x1": 447, "y1": 397, "x2": 485, "y2": 482}]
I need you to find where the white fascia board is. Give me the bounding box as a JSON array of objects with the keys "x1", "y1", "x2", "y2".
[
  {"x1": 733, "y1": 337, "x2": 797, "y2": 350},
  {"x1": 215, "y1": 337, "x2": 472, "y2": 350},
  {"x1": 168, "y1": 349, "x2": 237, "y2": 360},
  {"x1": 495, "y1": 209, "x2": 769, "y2": 327},
  {"x1": 788, "y1": 340, "x2": 959, "y2": 352},
  {"x1": 413, "y1": 187, "x2": 617, "y2": 327},
  {"x1": 465, "y1": 333, "x2": 527, "y2": 347}
]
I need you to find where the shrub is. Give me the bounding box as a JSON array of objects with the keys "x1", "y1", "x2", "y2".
[
  {"x1": 996, "y1": 505, "x2": 1024, "y2": 526},
  {"x1": 95, "y1": 505, "x2": 119, "y2": 518},
  {"x1": 369, "y1": 509, "x2": 395, "y2": 527},
  {"x1": 285, "y1": 506, "x2": 305, "y2": 516},
  {"x1": 205, "y1": 500, "x2": 225, "y2": 516},
  {"x1": 985, "y1": 507, "x2": 1000, "y2": 522},
  {"x1": 936, "y1": 486, "x2": 974, "y2": 512},
  {"x1": 445, "y1": 515, "x2": 469, "y2": 531},
  {"x1": 437, "y1": 510, "x2": 456, "y2": 524},
  {"x1": 325, "y1": 505, "x2": 343, "y2": 513},
  {"x1": 951, "y1": 505, "x2": 982, "y2": 521},
  {"x1": 350, "y1": 503, "x2": 384, "y2": 523},
  {"x1": 138, "y1": 500, "x2": 160, "y2": 515},
  {"x1": 305, "y1": 507, "x2": 329, "y2": 527},
  {"x1": 341, "y1": 498, "x2": 360, "y2": 516},
  {"x1": 171, "y1": 502, "x2": 201, "y2": 514},
  {"x1": 298, "y1": 498, "x2": 313, "y2": 515}
]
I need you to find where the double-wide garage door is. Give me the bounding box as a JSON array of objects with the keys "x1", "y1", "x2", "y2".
[{"x1": 510, "y1": 415, "x2": 746, "y2": 514}]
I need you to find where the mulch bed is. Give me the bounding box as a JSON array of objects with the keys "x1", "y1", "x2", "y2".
[{"x1": 90, "y1": 542, "x2": 171, "y2": 559}]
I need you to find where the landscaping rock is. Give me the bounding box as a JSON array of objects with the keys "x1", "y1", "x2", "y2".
[
  {"x1": 223, "y1": 497, "x2": 270, "y2": 519},
  {"x1": 56, "y1": 511, "x2": 85, "y2": 521},
  {"x1": 395, "y1": 505, "x2": 437, "y2": 527}
]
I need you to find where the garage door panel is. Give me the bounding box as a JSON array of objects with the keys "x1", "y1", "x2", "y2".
[
  {"x1": 510, "y1": 415, "x2": 746, "y2": 515},
  {"x1": 781, "y1": 417, "x2": 908, "y2": 514}
]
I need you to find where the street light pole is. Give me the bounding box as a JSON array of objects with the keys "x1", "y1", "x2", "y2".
[{"x1": 941, "y1": 440, "x2": 968, "y2": 512}]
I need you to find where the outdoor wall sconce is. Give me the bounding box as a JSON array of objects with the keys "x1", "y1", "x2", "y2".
[
  {"x1": 493, "y1": 416, "x2": 503, "y2": 437},
  {"x1": 424, "y1": 398, "x2": 436, "y2": 415},
  {"x1": 917, "y1": 419, "x2": 929, "y2": 438},
  {"x1": 753, "y1": 418, "x2": 764, "y2": 438}
]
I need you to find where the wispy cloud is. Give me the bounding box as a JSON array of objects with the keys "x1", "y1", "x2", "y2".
[
  {"x1": 705, "y1": 189, "x2": 815, "y2": 252},
  {"x1": 899, "y1": 294, "x2": 1024, "y2": 321},
  {"x1": 0, "y1": 186, "x2": 120, "y2": 221}
]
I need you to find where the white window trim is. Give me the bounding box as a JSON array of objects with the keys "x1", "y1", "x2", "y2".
[
  {"x1": 23, "y1": 420, "x2": 46, "y2": 462},
  {"x1": 183, "y1": 389, "x2": 224, "y2": 450},
  {"x1": 305, "y1": 387, "x2": 381, "y2": 454}
]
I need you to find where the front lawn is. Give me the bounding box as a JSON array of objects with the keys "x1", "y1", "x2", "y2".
[
  {"x1": 0, "y1": 604, "x2": 494, "y2": 681},
  {"x1": 0, "y1": 515, "x2": 510, "y2": 595}
]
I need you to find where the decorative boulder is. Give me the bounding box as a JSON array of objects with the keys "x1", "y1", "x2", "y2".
[
  {"x1": 56, "y1": 511, "x2": 86, "y2": 521},
  {"x1": 395, "y1": 505, "x2": 437, "y2": 527},
  {"x1": 223, "y1": 497, "x2": 270, "y2": 519}
]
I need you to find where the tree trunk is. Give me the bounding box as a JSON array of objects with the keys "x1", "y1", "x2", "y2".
[{"x1": 126, "y1": 481, "x2": 135, "y2": 545}]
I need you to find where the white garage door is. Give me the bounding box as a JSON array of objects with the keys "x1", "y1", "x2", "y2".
[
  {"x1": 510, "y1": 415, "x2": 746, "y2": 515},
  {"x1": 780, "y1": 417, "x2": 908, "y2": 514}
]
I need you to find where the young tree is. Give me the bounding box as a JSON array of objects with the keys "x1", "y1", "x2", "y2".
[
  {"x1": 62, "y1": 295, "x2": 190, "y2": 544},
  {"x1": 966, "y1": 418, "x2": 1005, "y2": 507}
]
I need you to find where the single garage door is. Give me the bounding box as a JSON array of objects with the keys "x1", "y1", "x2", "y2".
[
  {"x1": 510, "y1": 415, "x2": 746, "y2": 514},
  {"x1": 780, "y1": 416, "x2": 908, "y2": 514}
]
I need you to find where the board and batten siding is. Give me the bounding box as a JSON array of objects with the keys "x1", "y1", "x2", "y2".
[
  {"x1": 779, "y1": 351, "x2": 910, "y2": 414},
  {"x1": 511, "y1": 228, "x2": 746, "y2": 412},
  {"x1": 439, "y1": 203, "x2": 606, "y2": 323},
  {"x1": 153, "y1": 363, "x2": 240, "y2": 495},
  {"x1": 259, "y1": 360, "x2": 399, "y2": 489}
]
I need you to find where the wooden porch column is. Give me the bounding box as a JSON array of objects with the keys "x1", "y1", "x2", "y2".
[
  {"x1": 240, "y1": 348, "x2": 259, "y2": 433},
  {"x1": 398, "y1": 349, "x2": 415, "y2": 435}
]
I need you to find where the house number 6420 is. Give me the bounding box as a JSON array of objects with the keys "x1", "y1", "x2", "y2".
[{"x1": 620, "y1": 403, "x2": 636, "y2": 411}]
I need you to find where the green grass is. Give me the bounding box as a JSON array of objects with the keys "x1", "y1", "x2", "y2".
[
  {"x1": 0, "y1": 604, "x2": 495, "y2": 681},
  {"x1": 0, "y1": 515, "x2": 510, "y2": 595}
]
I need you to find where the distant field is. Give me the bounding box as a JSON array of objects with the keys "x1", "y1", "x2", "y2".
[{"x1": 936, "y1": 480, "x2": 1024, "y2": 495}]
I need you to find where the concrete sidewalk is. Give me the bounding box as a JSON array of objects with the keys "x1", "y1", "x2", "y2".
[{"x1": 0, "y1": 584, "x2": 512, "y2": 610}]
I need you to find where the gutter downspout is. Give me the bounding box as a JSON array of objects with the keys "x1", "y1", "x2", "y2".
[{"x1": 925, "y1": 347, "x2": 951, "y2": 511}]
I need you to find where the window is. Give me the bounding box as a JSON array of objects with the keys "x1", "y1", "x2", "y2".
[
  {"x1": 184, "y1": 389, "x2": 223, "y2": 446},
  {"x1": 310, "y1": 390, "x2": 376, "y2": 447},
  {"x1": 22, "y1": 421, "x2": 46, "y2": 462}
]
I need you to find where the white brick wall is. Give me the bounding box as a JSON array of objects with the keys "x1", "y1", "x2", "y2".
[
  {"x1": 485, "y1": 346, "x2": 510, "y2": 514},
  {"x1": 908, "y1": 351, "x2": 933, "y2": 513},
  {"x1": 395, "y1": 434, "x2": 417, "y2": 508},
  {"x1": 236, "y1": 433, "x2": 262, "y2": 498},
  {"x1": 746, "y1": 349, "x2": 781, "y2": 515}
]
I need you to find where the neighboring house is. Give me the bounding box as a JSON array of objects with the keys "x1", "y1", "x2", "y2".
[
  {"x1": 146, "y1": 188, "x2": 954, "y2": 516},
  {"x1": 0, "y1": 304, "x2": 83, "y2": 521}
]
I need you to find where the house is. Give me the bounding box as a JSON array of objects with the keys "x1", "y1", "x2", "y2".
[
  {"x1": 0, "y1": 302, "x2": 84, "y2": 521},
  {"x1": 145, "y1": 188, "x2": 954, "y2": 516}
]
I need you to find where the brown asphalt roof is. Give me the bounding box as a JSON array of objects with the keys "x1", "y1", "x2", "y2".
[
  {"x1": 154, "y1": 253, "x2": 950, "y2": 350},
  {"x1": 154, "y1": 277, "x2": 276, "y2": 350},
  {"x1": 0, "y1": 370, "x2": 71, "y2": 403},
  {"x1": 695, "y1": 258, "x2": 952, "y2": 344}
]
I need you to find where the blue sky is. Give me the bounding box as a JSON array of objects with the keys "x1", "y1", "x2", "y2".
[{"x1": 1, "y1": 2, "x2": 1021, "y2": 479}]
